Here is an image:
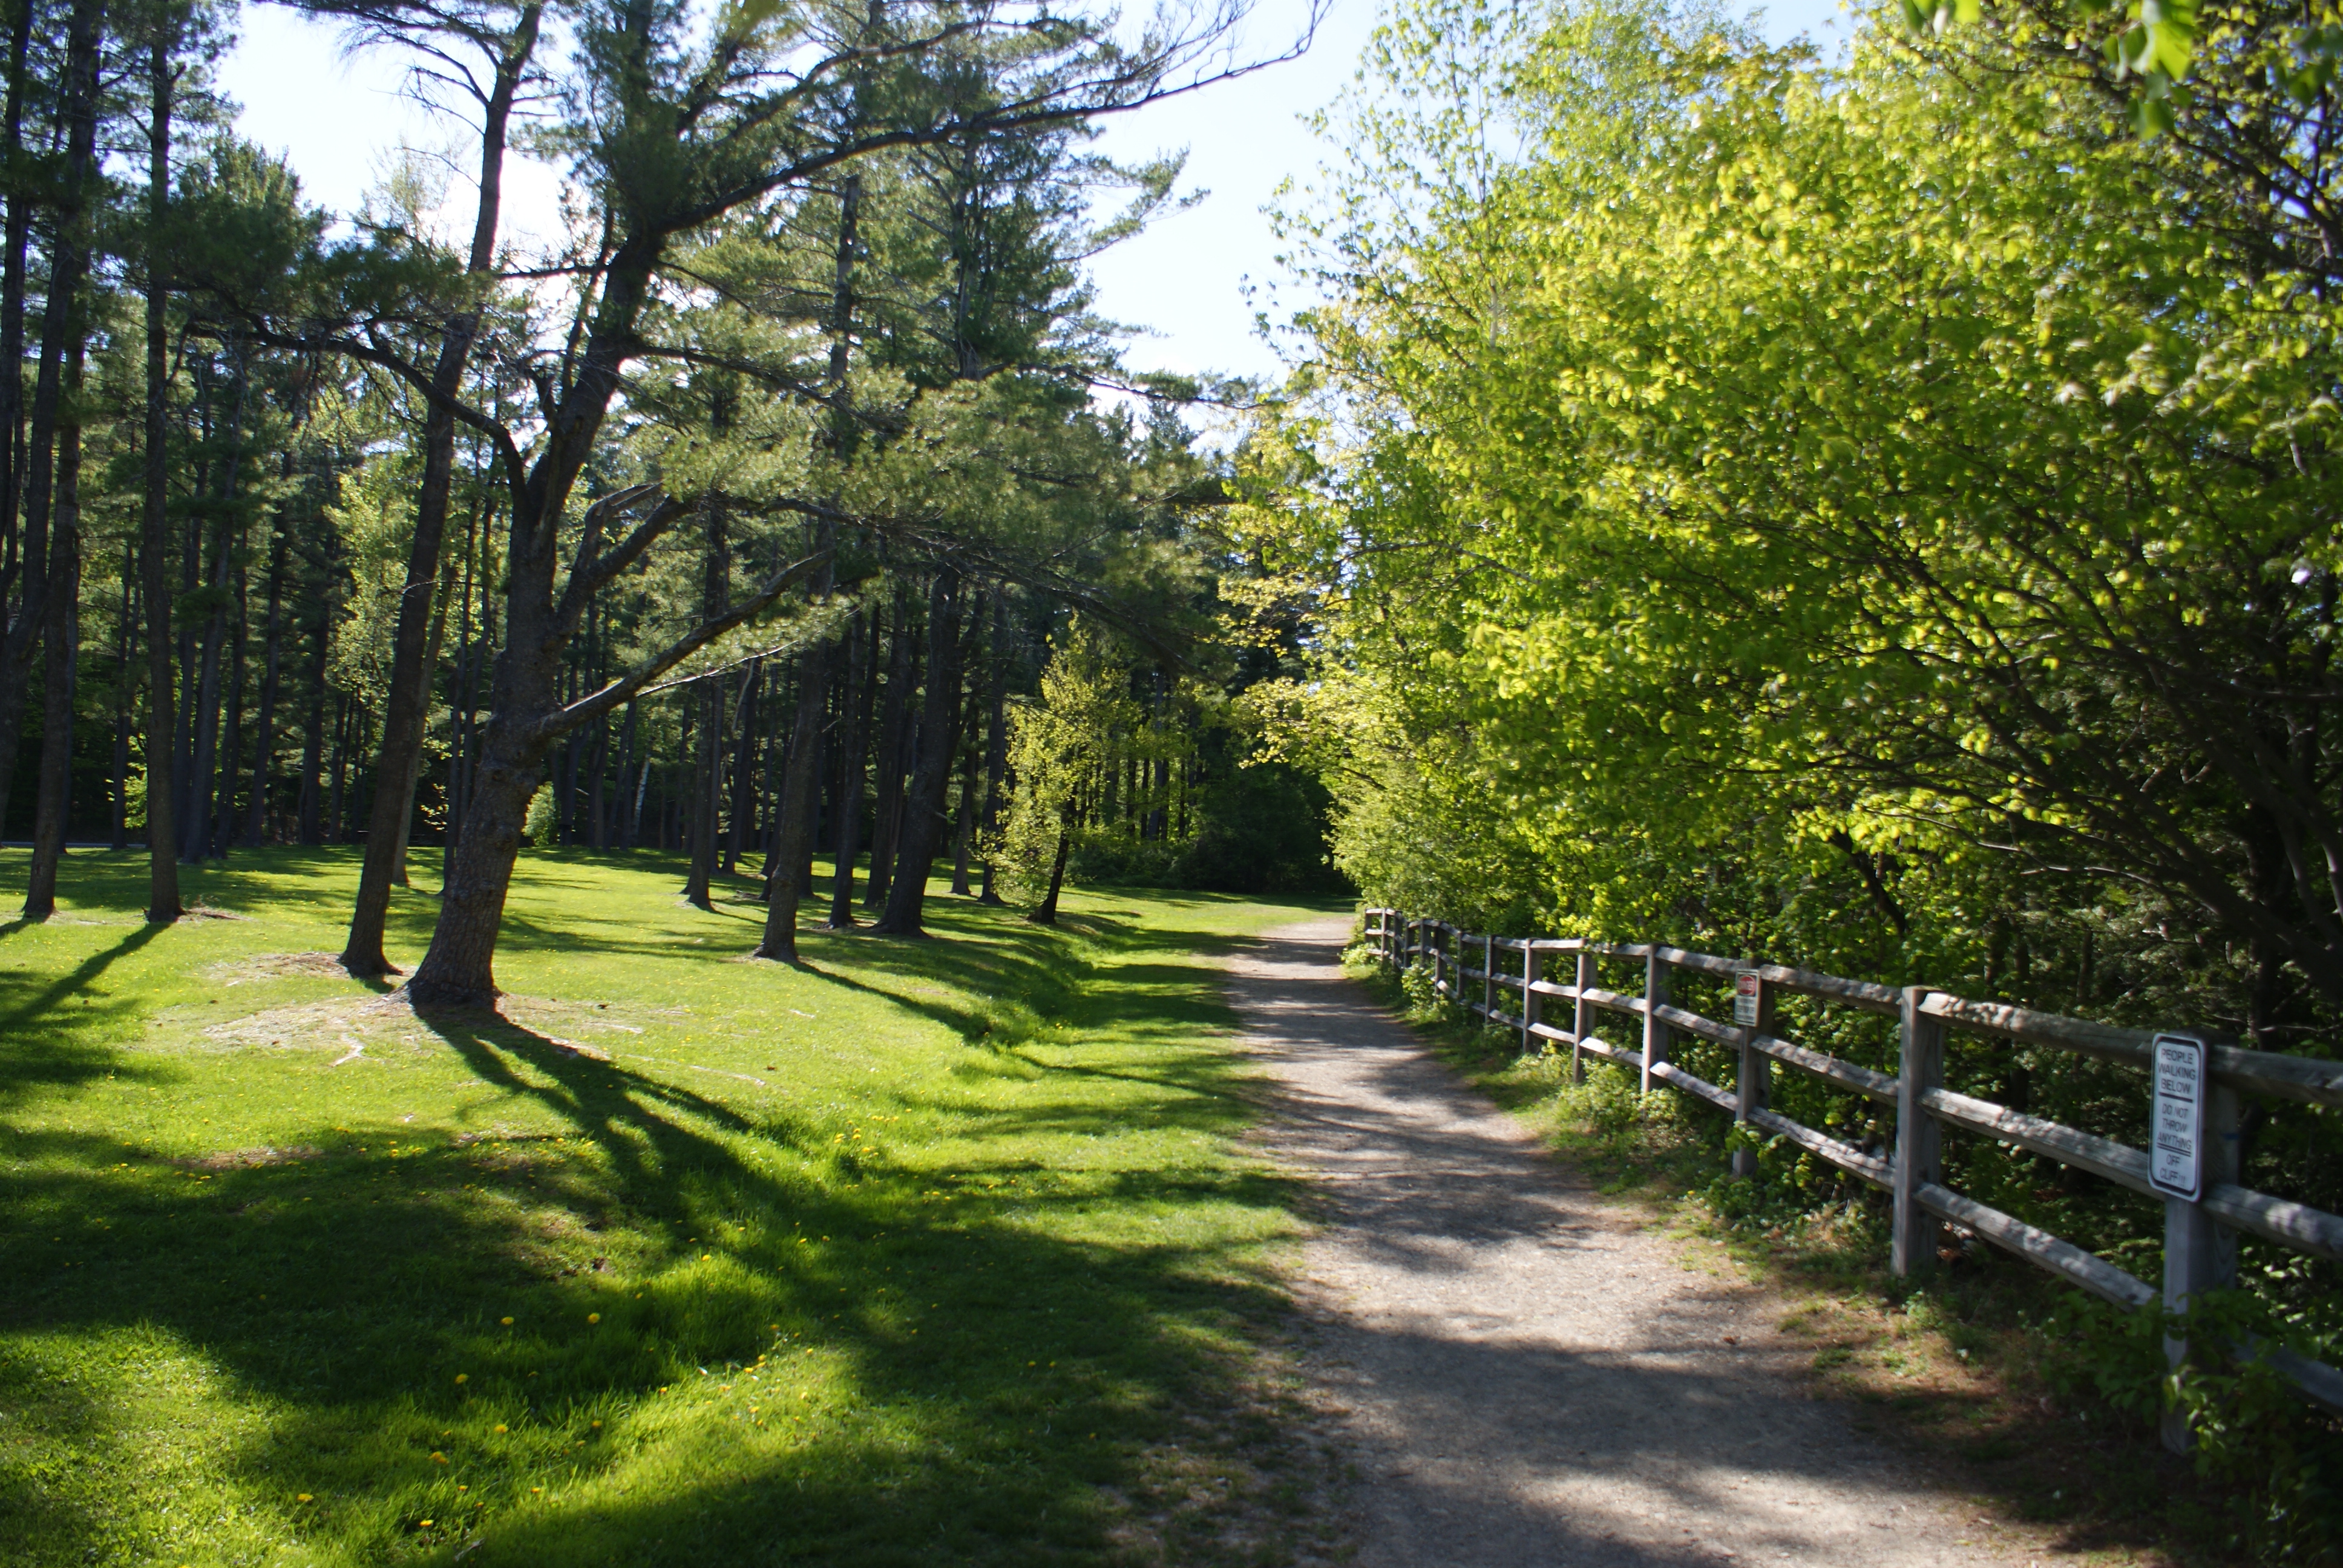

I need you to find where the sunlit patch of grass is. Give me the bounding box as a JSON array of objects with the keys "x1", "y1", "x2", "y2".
[{"x1": 1, "y1": 846, "x2": 1348, "y2": 1566}]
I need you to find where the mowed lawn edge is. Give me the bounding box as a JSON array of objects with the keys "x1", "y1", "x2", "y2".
[{"x1": 0, "y1": 846, "x2": 1352, "y2": 1568}]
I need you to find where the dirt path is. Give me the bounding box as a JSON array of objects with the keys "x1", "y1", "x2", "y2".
[{"x1": 1232, "y1": 918, "x2": 2008, "y2": 1568}]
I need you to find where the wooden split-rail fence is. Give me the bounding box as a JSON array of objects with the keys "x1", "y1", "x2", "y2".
[{"x1": 1362, "y1": 908, "x2": 2343, "y2": 1451}]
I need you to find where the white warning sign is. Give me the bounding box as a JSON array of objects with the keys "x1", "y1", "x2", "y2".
[
  {"x1": 2149, "y1": 1033, "x2": 2208, "y2": 1203},
  {"x1": 1733, "y1": 970, "x2": 1761, "y2": 1027}
]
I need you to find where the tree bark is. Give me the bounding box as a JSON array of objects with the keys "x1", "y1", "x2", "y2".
[
  {"x1": 211, "y1": 526, "x2": 249, "y2": 852},
  {"x1": 0, "y1": 0, "x2": 99, "y2": 856},
  {"x1": 977, "y1": 596, "x2": 1011, "y2": 903},
  {"x1": 826, "y1": 609, "x2": 873, "y2": 926},
  {"x1": 295, "y1": 601, "x2": 328, "y2": 847},
  {"x1": 1027, "y1": 819, "x2": 1071, "y2": 926},
  {"x1": 753, "y1": 558, "x2": 834, "y2": 961},
  {"x1": 22, "y1": 341, "x2": 84, "y2": 918},
  {"x1": 723, "y1": 657, "x2": 759, "y2": 872},
  {"x1": 876, "y1": 567, "x2": 964, "y2": 936},
  {"x1": 111, "y1": 549, "x2": 133, "y2": 852},
  {"x1": 243, "y1": 517, "x2": 287, "y2": 844},
  {"x1": 341, "y1": 5, "x2": 540, "y2": 973},
  {"x1": 864, "y1": 584, "x2": 915, "y2": 908},
  {"x1": 683, "y1": 505, "x2": 728, "y2": 909},
  {"x1": 0, "y1": 0, "x2": 36, "y2": 589},
  {"x1": 389, "y1": 555, "x2": 458, "y2": 887},
  {"x1": 182, "y1": 362, "x2": 243, "y2": 863}
]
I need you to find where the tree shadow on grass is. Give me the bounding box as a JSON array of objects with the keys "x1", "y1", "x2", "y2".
[{"x1": 0, "y1": 952, "x2": 1314, "y2": 1568}]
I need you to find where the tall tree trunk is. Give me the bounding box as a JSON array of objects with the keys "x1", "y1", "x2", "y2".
[
  {"x1": 211, "y1": 529, "x2": 249, "y2": 852},
  {"x1": 111, "y1": 547, "x2": 133, "y2": 852},
  {"x1": 185, "y1": 350, "x2": 251, "y2": 863},
  {"x1": 1028, "y1": 817, "x2": 1071, "y2": 926},
  {"x1": 618, "y1": 700, "x2": 640, "y2": 848},
  {"x1": 389, "y1": 555, "x2": 457, "y2": 887},
  {"x1": 243, "y1": 507, "x2": 288, "y2": 844},
  {"x1": 327, "y1": 691, "x2": 349, "y2": 842},
  {"x1": 977, "y1": 596, "x2": 1010, "y2": 903},
  {"x1": 876, "y1": 567, "x2": 964, "y2": 936},
  {"x1": 754, "y1": 553, "x2": 836, "y2": 962},
  {"x1": 342, "y1": 5, "x2": 541, "y2": 974},
  {"x1": 184, "y1": 599, "x2": 224, "y2": 859},
  {"x1": 826, "y1": 609, "x2": 873, "y2": 927},
  {"x1": 296, "y1": 603, "x2": 329, "y2": 846},
  {"x1": 683, "y1": 505, "x2": 727, "y2": 909},
  {"x1": 0, "y1": 0, "x2": 36, "y2": 589},
  {"x1": 724, "y1": 659, "x2": 759, "y2": 872},
  {"x1": 22, "y1": 340, "x2": 86, "y2": 918},
  {"x1": 864, "y1": 585, "x2": 914, "y2": 909},
  {"x1": 949, "y1": 606, "x2": 985, "y2": 897},
  {"x1": 0, "y1": 0, "x2": 99, "y2": 855}
]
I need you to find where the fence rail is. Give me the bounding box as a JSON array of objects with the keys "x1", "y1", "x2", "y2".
[{"x1": 1360, "y1": 909, "x2": 2343, "y2": 1448}]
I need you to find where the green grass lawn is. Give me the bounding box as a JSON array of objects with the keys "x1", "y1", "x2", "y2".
[{"x1": 0, "y1": 846, "x2": 1347, "y2": 1568}]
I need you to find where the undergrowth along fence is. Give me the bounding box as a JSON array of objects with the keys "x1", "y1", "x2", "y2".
[{"x1": 1362, "y1": 908, "x2": 2343, "y2": 1452}]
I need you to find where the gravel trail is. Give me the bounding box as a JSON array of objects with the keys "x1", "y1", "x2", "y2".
[{"x1": 1232, "y1": 917, "x2": 2007, "y2": 1568}]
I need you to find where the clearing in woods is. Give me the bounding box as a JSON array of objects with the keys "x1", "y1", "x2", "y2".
[
  {"x1": 0, "y1": 847, "x2": 1346, "y2": 1568},
  {"x1": 6, "y1": 854, "x2": 2039, "y2": 1567}
]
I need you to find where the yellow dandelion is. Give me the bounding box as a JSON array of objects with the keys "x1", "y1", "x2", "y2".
[
  {"x1": 493, "y1": 1423, "x2": 508, "y2": 1434},
  {"x1": 454, "y1": 1373, "x2": 468, "y2": 1384},
  {"x1": 587, "y1": 1313, "x2": 600, "y2": 1324},
  {"x1": 297, "y1": 1493, "x2": 313, "y2": 1503},
  {"x1": 430, "y1": 1452, "x2": 447, "y2": 1464},
  {"x1": 591, "y1": 1420, "x2": 603, "y2": 1428},
  {"x1": 500, "y1": 1316, "x2": 514, "y2": 1326},
  {"x1": 531, "y1": 1486, "x2": 543, "y2": 1494},
  {"x1": 419, "y1": 1520, "x2": 434, "y2": 1529}
]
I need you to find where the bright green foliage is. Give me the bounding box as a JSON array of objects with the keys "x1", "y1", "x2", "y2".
[
  {"x1": 0, "y1": 846, "x2": 1338, "y2": 1567},
  {"x1": 993, "y1": 622, "x2": 1138, "y2": 903},
  {"x1": 1246, "y1": 0, "x2": 2342, "y2": 1536}
]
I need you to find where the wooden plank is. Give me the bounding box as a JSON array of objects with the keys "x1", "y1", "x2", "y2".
[
  {"x1": 1526, "y1": 978, "x2": 1576, "y2": 1001},
  {"x1": 1751, "y1": 1034, "x2": 1898, "y2": 1102},
  {"x1": 1750, "y1": 964, "x2": 1902, "y2": 1015},
  {"x1": 1576, "y1": 1033, "x2": 1642, "y2": 1068},
  {"x1": 1747, "y1": 1107, "x2": 1893, "y2": 1189},
  {"x1": 1651, "y1": 1001, "x2": 1740, "y2": 1047},
  {"x1": 1920, "y1": 993, "x2": 2343, "y2": 1110},
  {"x1": 2201, "y1": 1184, "x2": 2343, "y2": 1265},
  {"x1": 1579, "y1": 985, "x2": 1647, "y2": 1018},
  {"x1": 1650, "y1": 1060, "x2": 1737, "y2": 1112},
  {"x1": 2263, "y1": 1345, "x2": 2343, "y2": 1419},
  {"x1": 1915, "y1": 1182, "x2": 2158, "y2": 1310},
  {"x1": 1919, "y1": 1086, "x2": 2154, "y2": 1196}
]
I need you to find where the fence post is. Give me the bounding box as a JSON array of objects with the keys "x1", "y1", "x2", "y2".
[
  {"x1": 1522, "y1": 943, "x2": 1541, "y2": 1056},
  {"x1": 1893, "y1": 985, "x2": 1945, "y2": 1278},
  {"x1": 1642, "y1": 950, "x2": 1670, "y2": 1096},
  {"x1": 2160, "y1": 1080, "x2": 2242, "y2": 1454},
  {"x1": 1483, "y1": 933, "x2": 1495, "y2": 1022},
  {"x1": 1734, "y1": 968, "x2": 1773, "y2": 1179},
  {"x1": 1572, "y1": 950, "x2": 1593, "y2": 1085}
]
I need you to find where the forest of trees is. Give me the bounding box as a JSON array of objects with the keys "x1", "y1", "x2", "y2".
[{"x1": 0, "y1": 0, "x2": 1343, "y2": 1002}]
